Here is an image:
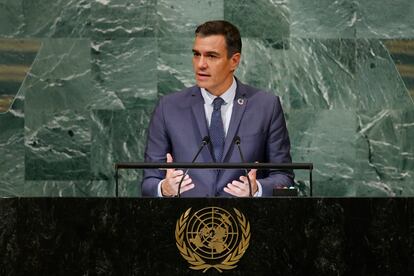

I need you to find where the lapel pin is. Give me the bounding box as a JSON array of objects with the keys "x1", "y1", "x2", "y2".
[{"x1": 237, "y1": 98, "x2": 244, "y2": 105}]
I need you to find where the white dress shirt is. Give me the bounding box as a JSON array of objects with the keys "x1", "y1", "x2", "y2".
[{"x1": 200, "y1": 78, "x2": 236, "y2": 137}]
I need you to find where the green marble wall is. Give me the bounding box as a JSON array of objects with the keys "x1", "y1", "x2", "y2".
[{"x1": 0, "y1": 0, "x2": 413, "y2": 197}]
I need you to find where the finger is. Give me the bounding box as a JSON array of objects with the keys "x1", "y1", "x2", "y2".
[
  {"x1": 166, "y1": 153, "x2": 173, "y2": 163},
  {"x1": 248, "y1": 168, "x2": 257, "y2": 179},
  {"x1": 178, "y1": 178, "x2": 195, "y2": 195},
  {"x1": 166, "y1": 153, "x2": 174, "y2": 177},
  {"x1": 229, "y1": 180, "x2": 247, "y2": 190},
  {"x1": 180, "y1": 183, "x2": 195, "y2": 193},
  {"x1": 172, "y1": 175, "x2": 191, "y2": 188},
  {"x1": 180, "y1": 178, "x2": 193, "y2": 187},
  {"x1": 173, "y1": 170, "x2": 185, "y2": 177},
  {"x1": 224, "y1": 186, "x2": 242, "y2": 197},
  {"x1": 239, "y1": 175, "x2": 256, "y2": 196},
  {"x1": 225, "y1": 184, "x2": 244, "y2": 197},
  {"x1": 230, "y1": 180, "x2": 252, "y2": 197},
  {"x1": 177, "y1": 175, "x2": 190, "y2": 181}
]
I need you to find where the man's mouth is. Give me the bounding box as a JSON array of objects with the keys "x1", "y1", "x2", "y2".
[{"x1": 197, "y1": 72, "x2": 211, "y2": 78}]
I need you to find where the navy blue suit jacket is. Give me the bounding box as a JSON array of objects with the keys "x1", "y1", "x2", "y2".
[{"x1": 142, "y1": 80, "x2": 294, "y2": 197}]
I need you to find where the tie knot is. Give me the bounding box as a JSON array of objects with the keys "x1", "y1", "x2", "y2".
[{"x1": 213, "y1": 97, "x2": 225, "y2": 111}]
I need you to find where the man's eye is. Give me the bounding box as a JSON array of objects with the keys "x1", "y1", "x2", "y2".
[
  {"x1": 193, "y1": 52, "x2": 200, "y2": 56},
  {"x1": 207, "y1": 55, "x2": 217, "y2": 58}
]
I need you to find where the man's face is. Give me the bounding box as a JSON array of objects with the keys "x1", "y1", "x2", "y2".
[{"x1": 192, "y1": 35, "x2": 240, "y2": 96}]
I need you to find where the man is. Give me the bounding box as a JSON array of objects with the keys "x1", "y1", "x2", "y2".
[{"x1": 142, "y1": 20, "x2": 293, "y2": 197}]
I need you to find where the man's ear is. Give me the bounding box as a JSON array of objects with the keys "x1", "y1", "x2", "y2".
[{"x1": 230, "y1": 52, "x2": 241, "y2": 71}]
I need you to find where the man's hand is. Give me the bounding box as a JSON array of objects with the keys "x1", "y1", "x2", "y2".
[
  {"x1": 161, "y1": 153, "x2": 195, "y2": 197},
  {"x1": 224, "y1": 169, "x2": 258, "y2": 197}
]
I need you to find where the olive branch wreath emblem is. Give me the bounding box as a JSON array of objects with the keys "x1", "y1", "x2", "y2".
[{"x1": 175, "y1": 207, "x2": 250, "y2": 273}]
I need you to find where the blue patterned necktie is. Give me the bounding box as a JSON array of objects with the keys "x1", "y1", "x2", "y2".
[{"x1": 209, "y1": 97, "x2": 225, "y2": 162}]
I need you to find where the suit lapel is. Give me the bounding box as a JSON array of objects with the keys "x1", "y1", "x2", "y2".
[
  {"x1": 190, "y1": 87, "x2": 213, "y2": 162},
  {"x1": 222, "y1": 81, "x2": 249, "y2": 161}
]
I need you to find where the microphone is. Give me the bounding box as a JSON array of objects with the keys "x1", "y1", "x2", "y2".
[
  {"x1": 234, "y1": 136, "x2": 253, "y2": 197},
  {"x1": 177, "y1": 136, "x2": 210, "y2": 197}
]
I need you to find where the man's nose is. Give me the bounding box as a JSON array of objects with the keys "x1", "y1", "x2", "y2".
[{"x1": 198, "y1": 56, "x2": 207, "y2": 69}]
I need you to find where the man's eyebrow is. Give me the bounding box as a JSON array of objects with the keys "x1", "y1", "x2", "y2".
[
  {"x1": 205, "y1": 51, "x2": 220, "y2": 56},
  {"x1": 192, "y1": 49, "x2": 220, "y2": 56}
]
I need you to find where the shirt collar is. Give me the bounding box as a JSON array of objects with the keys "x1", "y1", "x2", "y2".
[{"x1": 200, "y1": 77, "x2": 237, "y2": 105}]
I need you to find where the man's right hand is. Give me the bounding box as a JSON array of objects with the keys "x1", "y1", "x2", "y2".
[{"x1": 161, "y1": 153, "x2": 195, "y2": 197}]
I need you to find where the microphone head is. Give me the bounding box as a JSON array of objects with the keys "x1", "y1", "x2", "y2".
[
  {"x1": 234, "y1": 136, "x2": 241, "y2": 145},
  {"x1": 202, "y1": 136, "x2": 210, "y2": 145}
]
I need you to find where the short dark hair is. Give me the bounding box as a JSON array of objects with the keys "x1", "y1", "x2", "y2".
[{"x1": 195, "y1": 20, "x2": 242, "y2": 58}]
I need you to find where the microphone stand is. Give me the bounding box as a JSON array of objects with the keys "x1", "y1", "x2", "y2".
[
  {"x1": 234, "y1": 136, "x2": 253, "y2": 197},
  {"x1": 176, "y1": 137, "x2": 210, "y2": 197}
]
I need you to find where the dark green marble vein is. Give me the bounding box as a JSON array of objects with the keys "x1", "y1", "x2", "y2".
[
  {"x1": 236, "y1": 38, "x2": 289, "y2": 102},
  {"x1": 224, "y1": 0, "x2": 289, "y2": 39},
  {"x1": 356, "y1": 39, "x2": 413, "y2": 109},
  {"x1": 0, "y1": 0, "x2": 23, "y2": 37},
  {"x1": 384, "y1": 39, "x2": 414, "y2": 103},
  {"x1": 21, "y1": 0, "x2": 92, "y2": 38},
  {"x1": 25, "y1": 110, "x2": 91, "y2": 180},
  {"x1": 157, "y1": 37, "x2": 194, "y2": 96},
  {"x1": 290, "y1": 0, "x2": 357, "y2": 38},
  {"x1": 157, "y1": 0, "x2": 224, "y2": 37},
  {"x1": 356, "y1": 0, "x2": 414, "y2": 39},
  {"x1": 0, "y1": 112, "x2": 24, "y2": 196},
  {"x1": 284, "y1": 38, "x2": 357, "y2": 109},
  {"x1": 356, "y1": 109, "x2": 414, "y2": 195},
  {"x1": 23, "y1": 180, "x2": 114, "y2": 197},
  {"x1": 91, "y1": 107, "x2": 155, "y2": 196},
  {"x1": 23, "y1": 39, "x2": 95, "y2": 180},
  {"x1": 91, "y1": 38, "x2": 157, "y2": 108},
  {"x1": 287, "y1": 110, "x2": 356, "y2": 192},
  {"x1": 91, "y1": 0, "x2": 156, "y2": 38}
]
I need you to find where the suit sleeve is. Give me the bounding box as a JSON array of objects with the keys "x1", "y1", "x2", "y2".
[
  {"x1": 141, "y1": 97, "x2": 170, "y2": 196},
  {"x1": 258, "y1": 96, "x2": 294, "y2": 196}
]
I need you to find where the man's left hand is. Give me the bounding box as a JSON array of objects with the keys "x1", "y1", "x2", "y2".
[{"x1": 224, "y1": 169, "x2": 257, "y2": 197}]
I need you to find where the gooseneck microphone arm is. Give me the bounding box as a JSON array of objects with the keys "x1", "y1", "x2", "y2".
[
  {"x1": 176, "y1": 136, "x2": 210, "y2": 197},
  {"x1": 234, "y1": 136, "x2": 253, "y2": 197}
]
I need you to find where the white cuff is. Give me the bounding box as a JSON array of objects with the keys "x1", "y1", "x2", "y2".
[
  {"x1": 254, "y1": 180, "x2": 263, "y2": 197},
  {"x1": 157, "y1": 179, "x2": 164, "y2": 197}
]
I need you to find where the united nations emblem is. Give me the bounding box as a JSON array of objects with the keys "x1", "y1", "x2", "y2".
[{"x1": 175, "y1": 207, "x2": 250, "y2": 273}]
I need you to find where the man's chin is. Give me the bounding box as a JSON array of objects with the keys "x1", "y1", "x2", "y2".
[{"x1": 195, "y1": 80, "x2": 209, "y2": 89}]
